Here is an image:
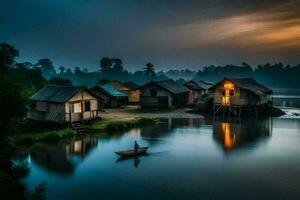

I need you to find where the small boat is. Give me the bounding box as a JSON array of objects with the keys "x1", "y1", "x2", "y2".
[{"x1": 115, "y1": 147, "x2": 149, "y2": 157}]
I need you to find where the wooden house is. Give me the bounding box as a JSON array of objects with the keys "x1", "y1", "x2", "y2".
[
  {"x1": 90, "y1": 83, "x2": 128, "y2": 108},
  {"x1": 28, "y1": 85, "x2": 101, "y2": 123},
  {"x1": 184, "y1": 80, "x2": 213, "y2": 104},
  {"x1": 209, "y1": 78, "x2": 273, "y2": 116},
  {"x1": 139, "y1": 79, "x2": 189, "y2": 109},
  {"x1": 111, "y1": 81, "x2": 140, "y2": 104},
  {"x1": 123, "y1": 81, "x2": 140, "y2": 104}
]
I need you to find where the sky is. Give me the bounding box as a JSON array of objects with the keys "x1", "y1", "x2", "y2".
[{"x1": 1, "y1": 0, "x2": 300, "y2": 71}]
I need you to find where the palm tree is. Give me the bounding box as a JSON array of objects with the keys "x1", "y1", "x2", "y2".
[{"x1": 144, "y1": 62, "x2": 155, "y2": 77}]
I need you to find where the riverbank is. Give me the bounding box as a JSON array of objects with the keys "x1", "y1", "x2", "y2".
[
  {"x1": 7, "y1": 116, "x2": 157, "y2": 150},
  {"x1": 101, "y1": 106, "x2": 204, "y2": 119}
]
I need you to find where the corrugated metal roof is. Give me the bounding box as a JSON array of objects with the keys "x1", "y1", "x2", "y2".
[
  {"x1": 210, "y1": 78, "x2": 273, "y2": 96},
  {"x1": 99, "y1": 83, "x2": 127, "y2": 97},
  {"x1": 30, "y1": 85, "x2": 84, "y2": 103},
  {"x1": 152, "y1": 79, "x2": 189, "y2": 94}
]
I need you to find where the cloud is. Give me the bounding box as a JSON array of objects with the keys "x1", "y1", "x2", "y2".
[{"x1": 1, "y1": 0, "x2": 300, "y2": 69}]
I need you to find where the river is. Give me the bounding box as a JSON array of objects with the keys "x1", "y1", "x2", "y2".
[{"x1": 12, "y1": 114, "x2": 300, "y2": 200}]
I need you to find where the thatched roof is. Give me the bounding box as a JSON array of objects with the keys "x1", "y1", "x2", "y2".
[
  {"x1": 210, "y1": 78, "x2": 273, "y2": 96},
  {"x1": 30, "y1": 85, "x2": 87, "y2": 103},
  {"x1": 141, "y1": 79, "x2": 189, "y2": 94},
  {"x1": 123, "y1": 81, "x2": 139, "y2": 90},
  {"x1": 185, "y1": 80, "x2": 213, "y2": 90}
]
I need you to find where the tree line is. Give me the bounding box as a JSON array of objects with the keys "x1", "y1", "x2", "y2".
[
  {"x1": 2, "y1": 43, "x2": 300, "y2": 133},
  {"x1": 32, "y1": 57, "x2": 300, "y2": 90}
]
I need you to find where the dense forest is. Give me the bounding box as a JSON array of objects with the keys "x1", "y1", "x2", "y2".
[{"x1": 28, "y1": 56, "x2": 300, "y2": 90}]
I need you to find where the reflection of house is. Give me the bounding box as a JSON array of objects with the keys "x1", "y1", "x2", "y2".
[
  {"x1": 184, "y1": 80, "x2": 213, "y2": 104},
  {"x1": 31, "y1": 136, "x2": 98, "y2": 175},
  {"x1": 90, "y1": 83, "x2": 128, "y2": 107},
  {"x1": 140, "y1": 118, "x2": 208, "y2": 144},
  {"x1": 139, "y1": 80, "x2": 189, "y2": 109},
  {"x1": 111, "y1": 81, "x2": 140, "y2": 104},
  {"x1": 210, "y1": 78, "x2": 273, "y2": 116},
  {"x1": 29, "y1": 85, "x2": 101, "y2": 123},
  {"x1": 66, "y1": 136, "x2": 98, "y2": 158},
  {"x1": 213, "y1": 118, "x2": 272, "y2": 152}
]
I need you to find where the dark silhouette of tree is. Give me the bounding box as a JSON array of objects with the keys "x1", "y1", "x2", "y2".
[
  {"x1": 0, "y1": 44, "x2": 46, "y2": 133},
  {"x1": 111, "y1": 58, "x2": 124, "y2": 72},
  {"x1": 144, "y1": 62, "x2": 155, "y2": 77},
  {"x1": 97, "y1": 79, "x2": 110, "y2": 85},
  {"x1": 35, "y1": 58, "x2": 56, "y2": 79},
  {"x1": 74, "y1": 67, "x2": 82, "y2": 75},
  {"x1": 100, "y1": 57, "x2": 112, "y2": 73},
  {"x1": 49, "y1": 77, "x2": 73, "y2": 86},
  {"x1": 59, "y1": 66, "x2": 65, "y2": 74},
  {"x1": 65, "y1": 68, "x2": 73, "y2": 75},
  {"x1": 0, "y1": 43, "x2": 19, "y2": 68}
]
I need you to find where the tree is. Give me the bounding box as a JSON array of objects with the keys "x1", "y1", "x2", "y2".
[
  {"x1": 144, "y1": 62, "x2": 155, "y2": 77},
  {"x1": 111, "y1": 58, "x2": 124, "y2": 72},
  {"x1": 0, "y1": 44, "x2": 26, "y2": 133},
  {"x1": 97, "y1": 79, "x2": 110, "y2": 85},
  {"x1": 74, "y1": 67, "x2": 82, "y2": 75},
  {"x1": 0, "y1": 43, "x2": 19, "y2": 68},
  {"x1": 100, "y1": 57, "x2": 112, "y2": 73},
  {"x1": 65, "y1": 68, "x2": 73, "y2": 75},
  {"x1": 49, "y1": 77, "x2": 73, "y2": 86},
  {"x1": 59, "y1": 66, "x2": 65, "y2": 74},
  {"x1": 35, "y1": 58, "x2": 56, "y2": 78}
]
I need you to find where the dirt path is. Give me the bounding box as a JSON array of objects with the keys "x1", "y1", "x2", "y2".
[{"x1": 101, "y1": 106, "x2": 204, "y2": 119}]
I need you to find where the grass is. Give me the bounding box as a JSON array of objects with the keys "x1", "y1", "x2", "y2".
[
  {"x1": 91, "y1": 117, "x2": 156, "y2": 134},
  {"x1": 8, "y1": 117, "x2": 156, "y2": 149},
  {"x1": 9, "y1": 128, "x2": 76, "y2": 149}
]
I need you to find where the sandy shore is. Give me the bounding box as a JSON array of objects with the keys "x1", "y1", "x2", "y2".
[{"x1": 101, "y1": 106, "x2": 204, "y2": 119}]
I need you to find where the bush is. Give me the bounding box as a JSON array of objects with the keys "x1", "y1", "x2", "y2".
[{"x1": 15, "y1": 137, "x2": 34, "y2": 146}]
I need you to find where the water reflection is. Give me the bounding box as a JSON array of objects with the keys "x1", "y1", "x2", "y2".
[
  {"x1": 213, "y1": 118, "x2": 272, "y2": 152},
  {"x1": 30, "y1": 136, "x2": 97, "y2": 175},
  {"x1": 116, "y1": 156, "x2": 146, "y2": 168},
  {"x1": 140, "y1": 118, "x2": 211, "y2": 144}
]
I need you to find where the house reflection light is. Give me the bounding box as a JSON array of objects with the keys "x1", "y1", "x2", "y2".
[{"x1": 222, "y1": 122, "x2": 236, "y2": 150}]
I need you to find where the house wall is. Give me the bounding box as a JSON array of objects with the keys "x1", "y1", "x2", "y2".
[
  {"x1": 90, "y1": 88, "x2": 124, "y2": 108},
  {"x1": 213, "y1": 80, "x2": 267, "y2": 106},
  {"x1": 128, "y1": 89, "x2": 140, "y2": 104},
  {"x1": 65, "y1": 90, "x2": 99, "y2": 122},
  {"x1": 28, "y1": 102, "x2": 65, "y2": 123},
  {"x1": 184, "y1": 82, "x2": 207, "y2": 104},
  {"x1": 111, "y1": 82, "x2": 139, "y2": 104},
  {"x1": 140, "y1": 84, "x2": 172, "y2": 108},
  {"x1": 173, "y1": 93, "x2": 189, "y2": 107},
  {"x1": 213, "y1": 81, "x2": 246, "y2": 106}
]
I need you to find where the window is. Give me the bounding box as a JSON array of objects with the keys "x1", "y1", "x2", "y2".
[
  {"x1": 229, "y1": 89, "x2": 235, "y2": 96},
  {"x1": 150, "y1": 89, "x2": 157, "y2": 97},
  {"x1": 73, "y1": 102, "x2": 82, "y2": 113},
  {"x1": 85, "y1": 101, "x2": 91, "y2": 111}
]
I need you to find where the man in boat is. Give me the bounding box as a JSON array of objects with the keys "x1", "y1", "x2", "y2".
[{"x1": 134, "y1": 141, "x2": 140, "y2": 153}]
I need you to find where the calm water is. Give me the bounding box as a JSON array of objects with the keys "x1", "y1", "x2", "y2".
[{"x1": 13, "y1": 116, "x2": 300, "y2": 200}]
